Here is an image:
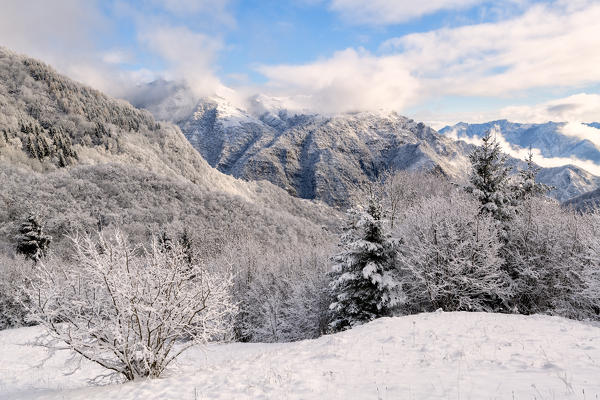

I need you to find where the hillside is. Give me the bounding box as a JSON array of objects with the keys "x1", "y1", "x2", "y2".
[
  {"x1": 1, "y1": 312, "x2": 599, "y2": 399},
  {"x1": 0, "y1": 48, "x2": 338, "y2": 253}
]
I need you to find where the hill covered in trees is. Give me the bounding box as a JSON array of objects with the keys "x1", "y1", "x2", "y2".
[{"x1": 0, "y1": 47, "x2": 338, "y2": 254}]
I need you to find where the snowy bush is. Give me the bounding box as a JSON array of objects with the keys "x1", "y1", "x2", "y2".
[
  {"x1": 395, "y1": 193, "x2": 510, "y2": 313},
  {"x1": 23, "y1": 231, "x2": 237, "y2": 380},
  {"x1": 503, "y1": 197, "x2": 599, "y2": 319},
  {"x1": 0, "y1": 254, "x2": 34, "y2": 329},
  {"x1": 228, "y1": 241, "x2": 331, "y2": 342}
]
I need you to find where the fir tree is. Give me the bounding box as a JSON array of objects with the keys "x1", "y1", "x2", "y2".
[
  {"x1": 328, "y1": 193, "x2": 400, "y2": 332},
  {"x1": 15, "y1": 214, "x2": 52, "y2": 262},
  {"x1": 515, "y1": 149, "x2": 551, "y2": 201},
  {"x1": 468, "y1": 130, "x2": 514, "y2": 222}
]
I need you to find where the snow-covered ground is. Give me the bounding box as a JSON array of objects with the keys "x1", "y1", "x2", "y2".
[{"x1": 1, "y1": 312, "x2": 599, "y2": 399}]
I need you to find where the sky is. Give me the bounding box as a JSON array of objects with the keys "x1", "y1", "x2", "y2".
[{"x1": 1, "y1": 0, "x2": 600, "y2": 128}]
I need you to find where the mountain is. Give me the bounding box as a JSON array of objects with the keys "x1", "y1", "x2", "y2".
[
  {"x1": 0, "y1": 48, "x2": 337, "y2": 254},
  {"x1": 142, "y1": 94, "x2": 471, "y2": 207},
  {"x1": 537, "y1": 165, "x2": 600, "y2": 202},
  {"x1": 439, "y1": 120, "x2": 600, "y2": 163},
  {"x1": 562, "y1": 186, "x2": 600, "y2": 211},
  {"x1": 137, "y1": 92, "x2": 599, "y2": 205}
]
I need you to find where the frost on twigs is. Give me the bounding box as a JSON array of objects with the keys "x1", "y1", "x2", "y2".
[{"x1": 23, "y1": 231, "x2": 237, "y2": 381}]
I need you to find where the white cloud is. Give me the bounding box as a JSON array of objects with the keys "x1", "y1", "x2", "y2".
[
  {"x1": 329, "y1": 0, "x2": 486, "y2": 24},
  {"x1": 257, "y1": 1, "x2": 600, "y2": 115},
  {"x1": 138, "y1": 25, "x2": 224, "y2": 97},
  {"x1": 499, "y1": 94, "x2": 600, "y2": 124},
  {"x1": 383, "y1": 1, "x2": 600, "y2": 98},
  {"x1": 257, "y1": 48, "x2": 420, "y2": 113}
]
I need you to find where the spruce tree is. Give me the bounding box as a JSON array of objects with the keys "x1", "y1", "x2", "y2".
[
  {"x1": 15, "y1": 214, "x2": 52, "y2": 262},
  {"x1": 328, "y1": 193, "x2": 400, "y2": 332},
  {"x1": 515, "y1": 149, "x2": 551, "y2": 201},
  {"x1": 468, "y1": 131, "x2": 514, "y2": 222}
]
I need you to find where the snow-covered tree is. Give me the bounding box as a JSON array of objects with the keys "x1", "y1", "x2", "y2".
[
  {"x1": 513, "y1": 150, "x2": 552, "y2": 202},
  {"x1": 23, "y1": 231, "x2": 237, "y2": 380},
  {"x1": 394, "y1": 193, "x2": 509, "y2": 313},
  {"x1": 15, "y1": 214, "x2": 51, "y2": 262},
  {"x1": 328, "y1": 193, "x2": 400, "y2": 332},
  {"x1": 468, "y1": 131, "x2": 514, "y2": 222},
  {"x1": 502, "y1": 197, "x2": 596, "y2": 318}
]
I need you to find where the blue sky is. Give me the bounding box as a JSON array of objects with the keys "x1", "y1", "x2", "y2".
[{"x1": 2, "y1": 0, "x2": 600, "y2": 127}]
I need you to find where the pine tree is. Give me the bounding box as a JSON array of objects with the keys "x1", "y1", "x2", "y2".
[
  {"x1": 515, "y1": 149, "x2": 551, "y2": 201},
  {"x1": 328, "y1": 193, "x2": 400, "y2": 332},
  {"x1": 15, "y1": 214, "x2": 52, "y2": 262},
  {"x1": 468, "y1": 130, "x2": 514, "y2": 222}
]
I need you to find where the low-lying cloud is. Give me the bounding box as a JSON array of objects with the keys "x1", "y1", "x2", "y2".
[{"x1": 446, "y1": 124, "x2": 600, "y2": 176}]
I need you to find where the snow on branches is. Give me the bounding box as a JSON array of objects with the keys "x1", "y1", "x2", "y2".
[{"x1": 23, "y1": 231, "x2": 237, "y2": 380}]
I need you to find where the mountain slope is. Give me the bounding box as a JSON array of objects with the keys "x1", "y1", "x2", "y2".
[
  {"x1": 164, "y1": 96, "x2": 472, "y2": 206},
  {"x1": 2, "y1": 312, "x2": 599, "y2": 399},
  {"x1": 0, "y1": 48, "x2": 337, "y2": 253}
]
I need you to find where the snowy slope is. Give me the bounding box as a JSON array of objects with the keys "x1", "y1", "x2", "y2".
[{"x1": 2, "y1": 312, "x2": 599, "y2": 399}]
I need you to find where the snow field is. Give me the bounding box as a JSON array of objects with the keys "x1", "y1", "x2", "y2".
[{"x1": 1, "y1": 312, "x2": 599, "y2": 399}]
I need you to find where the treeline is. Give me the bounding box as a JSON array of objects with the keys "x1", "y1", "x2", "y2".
[{"x1": 329, "y1": 132, "x2": 600, "y2": 330}]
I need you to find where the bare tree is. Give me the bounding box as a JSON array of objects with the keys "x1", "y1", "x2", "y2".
[{"x1": 23, "y1": 231, "x2": 237, "y2": 381}]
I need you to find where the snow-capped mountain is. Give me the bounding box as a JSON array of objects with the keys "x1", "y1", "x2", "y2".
[
  {"x1": 133, "y1": 92, "x2": 600, "y2": 205},
  {"x1": 0, "y1": 48, "x2": 336, "y2": 252},
  {"x1": 176, "y1": 96, "x2": 472, "y2": 206}
]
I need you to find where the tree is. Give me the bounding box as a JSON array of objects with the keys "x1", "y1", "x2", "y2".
[
  {"x1": 468, "y1": 131, "x2": 514, "y2": 222},
  {"x1": 23, "y1": 231, "x2": 237, "y2": 380},
  {"x1": 15, "y1": 214, "x2": 51, "y2": 262},
  {"x1": 328, "y1": 193, "x2": 400, "y2": 332},
  {"x1": 501, "y1": 197, "x2": 594, "y2": 318},
  {"x1": 395, "y1": 194, "x2": 509, "y2": 313},
  {"x1": 514, "y1": 149, "x2": 551, "y2": 202}
]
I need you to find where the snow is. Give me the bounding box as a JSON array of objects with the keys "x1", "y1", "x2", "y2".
[{"x1": 1, "y1": 312, "x2": 599, "y2": 399}]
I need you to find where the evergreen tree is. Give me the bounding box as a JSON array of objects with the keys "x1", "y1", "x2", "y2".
[
  {"x1": 514, "y1": 149, "x2": 551, "y2": 201},
  {"x1": 468, "y1": 131, "x2": 514, "y2": 222},
  {"x1": 15, "y1": 214, "x2": 51, "y2": 262},
  {"x1": 328, "y1": 193, "x2": 400, "y2": 332}
]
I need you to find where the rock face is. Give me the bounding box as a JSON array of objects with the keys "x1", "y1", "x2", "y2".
[{"x1": 178, "y1": 97, "x2": 471, "y2": 206}]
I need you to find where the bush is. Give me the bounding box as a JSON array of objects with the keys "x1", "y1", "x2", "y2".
[{"x1": 23, "y1": 231, "x2": 237, "y2": 380}]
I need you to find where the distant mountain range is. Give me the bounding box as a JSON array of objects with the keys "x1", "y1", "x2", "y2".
[
  {"x1": 440, "y1": 120, "x2": 600, "y2": 165},
  {"x1": 133, "y1": 87, "x2": 600, "y2": 205}
]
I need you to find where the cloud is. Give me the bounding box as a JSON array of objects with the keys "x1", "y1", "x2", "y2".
[
  {"x1": 329, "y1": 0, "x2": 486, "y2": 24},
  {"x1": 256, "y1": 1, "x2": 600, "y2": 115},
  {"x1": 382, "y1": 1, "x2": 600, "y2": 98},
  {"x1": 256, "y1": 48, "x2": 420, "y2": 113},
  {"x1": 560, "y1": 122, "x2": 600, "y2": 151},
  {"x1": 446, "y1": 124, "x2": 600, "y2": 175},
  {"x1": 138, "y1": 25, "x2": 223, "y2": 96},
  {"x1": 499, "y1": 94, "x2": 600, "y2": 124}
]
